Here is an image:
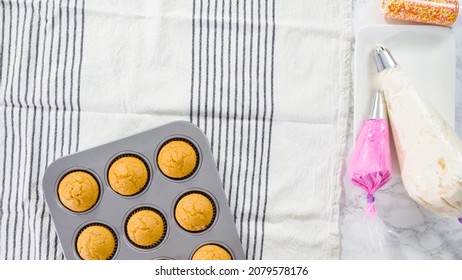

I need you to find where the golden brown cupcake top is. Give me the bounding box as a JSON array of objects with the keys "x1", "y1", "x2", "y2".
[
  {"x1": 175, "y1": 193, "x2": 214, "y2": 232},
  {"x1": 126, "y1": 209, "x2": 165, "y2": 247},
  {"x1": 108, "y1": 156, "x2": 148, "y2": 196},
  {"x1": 76, "y1": 225, "x2": 116, "y2": 260},
  {"x1": 58, "y1": 171, "x2": 99, "y2": 212},
  {"x1": 157, "y1": 140, "x2": 198, "y2": 179},
  {"x1": 192, "y1": 244, "x2": 232, "y2": 260}
]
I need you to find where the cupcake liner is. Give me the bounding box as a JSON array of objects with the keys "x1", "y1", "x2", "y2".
[
  {"x1": 157, "y1": 138, "x2": 200, "y2": 180},
  {"x1": 191, "y1": 243, "x2": 233, "y2": 260},
  {"x1": 107, "y1": 153, "x2": 151, "y2": 196},
  {"x1": 57, "y1": 169, "x2": 101, "y2": 213},
  {"x1": 124, "y1": 207, "x2": 167, "y2": 249},
  {"x1": 75, "y1": 223, "x2": 118, "y2": 260},
  {"x1": 174, "y1": 191, "x2": 217, "y2": 233}
]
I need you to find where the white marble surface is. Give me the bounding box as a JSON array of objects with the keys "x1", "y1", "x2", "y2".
[{"x1": 340, "y1": 0, "x2": 462, "y2": 259}]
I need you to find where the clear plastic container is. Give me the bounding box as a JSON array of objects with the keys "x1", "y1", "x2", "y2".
[{"x1": 381, "y1": 0, "x2": 459, "y2": 26}]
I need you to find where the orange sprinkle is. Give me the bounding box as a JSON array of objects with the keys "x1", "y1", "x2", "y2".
[{"x1": 382, "y1": 0, "x2": 459, "y2": 26}]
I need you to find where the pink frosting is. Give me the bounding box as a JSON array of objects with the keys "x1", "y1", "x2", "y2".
[{"x1": 349, "y1": 119, "x2": 392, "y2": 217}]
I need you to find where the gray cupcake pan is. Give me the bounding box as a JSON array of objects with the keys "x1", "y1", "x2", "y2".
[{"x1": 43, "y1": 121, "x2": 245, "y2": 260}]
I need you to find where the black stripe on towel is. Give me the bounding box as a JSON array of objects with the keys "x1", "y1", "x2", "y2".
[
  {"x1": 48, "y1": 0, "x2": 65, "y2": 258},
  {"x1": 16, "y1": 0, "x2": 32, "y2": 260},
  {"x1": 210, "y1": 0, "x2": 218, "y2": 150},
  {"x1": 68, "y1": 0, "x2": 77, "y2": 154},
  {"x1": 60, "y1": 0, "x2": 71, "y2": 158},
  {"x1": 203, "y1": 0, "x2": 210, "y2": 135},
  {"x1": 8, "y1": 0, "x2": 24, "y2": 259},
  {"x1": 42, "y1": 0, "x2": 58, "y2": 259},
  {"x1": 34, "y1": 0, "x2": 51, "y2": 260},
  {"x1": 76, "y1": 0, "x2": 85, "y2": 153},
  {"x1": 242, "y1": 0, "x2": 256, "y2": 258},
  {"x1": 239, "y1": 0, "x2": 255, "y2": 246},
  {"x1": 33, "y1": 0, "x2": 50, "y2": 260},
  {"x1": 259, "y1": 0, "x2": 275, "y2": 260},
  {"x1": 233, "y1": 0, "x2": 246, "y2": 230},
  {"x1": 0, "y1": 10, "x2": 6, "y2": 248},
  {"x1": 228, "y1": 0, "x2": 239, "y2": 223},
  {"x1": 215, "y1": 0, "x2": 225, "y2": 170},
  {"x1": 19, "y1": 0, "x2": 35, "y2": 260},
  {"x1": 196, "y1": 0, "x2": 203, "y2": 127},
  {"x1": 27, "y1": 0, "x2": 43, "y2": 259},
  {"x1": 0, "y1": 1, "x2": 7, "y2": 259},
  {"x1": 189, "y1": 0, "x2": 275, "y2": 260},
  {"x1": 5, "y1": 0, "x2": 21, "y2": 260},
  {"x1": 0, "y1": 0, "x2": 9, "y2": 259},
  {"x1": 189, "y1": 0, "x2": 196, "y2": 123},
  {"x1": 252, "y1": 0, "x2": 267, "y2": 260},
  {"x1": 222, "y1": 0, "x2": 231, "y2": 194}
]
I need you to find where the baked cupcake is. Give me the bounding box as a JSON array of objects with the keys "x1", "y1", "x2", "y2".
[
  {"x1": 58, "y1": 171, "x2": 99, "y2": 212},
  {"x1": 76, "y1": 224, "x2": 117, "y2": 260},
  {"x1": 192, "y1": 244, "x2": 232, "y2": 260},
  {"x1": 175, "y1": 192, "x2": 215, "y2": 232},
  {"x1": 126, "y1": 208, "x2": 166, "y2": 248},
  {"x1": 157, "y1": 139, "x2": 198, "y2": 179},
  {"x1": 108, "y1": 155, "x2": 149, "y2": 196}
]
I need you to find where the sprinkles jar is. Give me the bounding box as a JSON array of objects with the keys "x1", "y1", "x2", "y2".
[{"x1": 382, "y1": 0, "x2": 459, "y2": 26}]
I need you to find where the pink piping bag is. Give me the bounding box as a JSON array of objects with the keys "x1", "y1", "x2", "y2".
[
  {"x1": 349, "y1": 90, "x2": 392, "y2": 217},
  {"x1": 348, "y1": 90, "x2": 395, "y2": 256}
]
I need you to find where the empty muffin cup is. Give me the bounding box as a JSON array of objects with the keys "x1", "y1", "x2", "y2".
[
  {"x1": 57, "y1": 170, "x2": 100, "y2": 213},
  {"x1": 76, "y1": 223, "x2": 117, "y2": 260},
  {"x1": 157, "y1": 138, "x2": 199, "y2": 180},
  {"x1": 192, "y1": 244, "x2": 232, "y2": 260},
  {"x1": 175, "y1": 192, "x2": 216, "y2": 232},
  {"x1": 108, "y1": 154, "x2": 150, "y2": 196},
  {"x1": 125, "y1": 207, "x2": 167, "y2": 249}
]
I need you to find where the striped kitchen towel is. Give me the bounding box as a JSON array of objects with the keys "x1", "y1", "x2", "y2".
[{"x1": 0, "y1": 0, "x2": 352, "y2": 259}]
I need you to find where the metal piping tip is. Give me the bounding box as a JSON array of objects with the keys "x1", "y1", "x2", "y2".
[
  {"x1": 369, "y1": 90, "x2": 387, "y2": 120},
  {"x1": 371, "y1": 45, "x2": 398, "y2": 73}
]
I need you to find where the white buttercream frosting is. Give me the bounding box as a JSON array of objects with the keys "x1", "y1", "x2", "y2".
[{"x1": 379, "y1": 67, "x2": 462, "y2": 217}]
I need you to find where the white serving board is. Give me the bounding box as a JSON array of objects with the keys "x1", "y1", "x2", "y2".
[{"x1": 354, "y1": 25, "x2": 456, "y2": 177}]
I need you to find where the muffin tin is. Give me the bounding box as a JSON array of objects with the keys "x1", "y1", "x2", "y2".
[{"x1": 43, "y1": 121, "x2": 245, "y2": 260}]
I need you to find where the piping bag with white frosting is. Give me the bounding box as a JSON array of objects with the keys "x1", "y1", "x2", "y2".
[
  {"x1": 372, "y1": 45, "x2": 462, "y2": 220},
  {"x1": 348, "y1": 90, "x2": 395, "y2": 255}
]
